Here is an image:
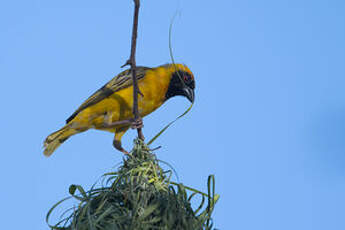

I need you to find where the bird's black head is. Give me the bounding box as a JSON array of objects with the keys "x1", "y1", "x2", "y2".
[{"x1": 166, "y1": 70, "x2": 195, "y2": 103}]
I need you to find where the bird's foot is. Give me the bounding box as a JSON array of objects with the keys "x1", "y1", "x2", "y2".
[
  {"x1": 113, "y1": 140, "x2": 129, "y2": 155},
  {"x1": 130, "y1": 117, "x2": 143, "y2": 130}
]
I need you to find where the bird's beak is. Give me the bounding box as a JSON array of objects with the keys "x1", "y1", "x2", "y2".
[{"x1": 182, "y1": 87, "x2": 195, "y2": 103}]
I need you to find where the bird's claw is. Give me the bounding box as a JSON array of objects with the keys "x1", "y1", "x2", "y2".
[
  {"x1": 130, "y1": 118, "x2": 143, "y2": 129},
  {"x1": 113, "y1": 140, "x2": 130, "y2": 155}
]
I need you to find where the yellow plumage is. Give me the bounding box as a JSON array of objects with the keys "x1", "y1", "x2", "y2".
[{"x1": 43, "y1": 64, "x2": 194, "y2": 156}]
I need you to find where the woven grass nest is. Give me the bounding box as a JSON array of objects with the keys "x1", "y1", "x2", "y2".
[{"x1": 47, "y1": 139, "x2": 219, "y2": 230}]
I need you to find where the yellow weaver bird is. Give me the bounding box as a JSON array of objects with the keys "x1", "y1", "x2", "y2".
[{"x1": 43, "y1": 64, "x2": 195, "y2": 156}]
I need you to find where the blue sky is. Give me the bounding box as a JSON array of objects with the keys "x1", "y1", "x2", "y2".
[{"x1": 1, "y1": 0, "x2": 345, "y2": 229}]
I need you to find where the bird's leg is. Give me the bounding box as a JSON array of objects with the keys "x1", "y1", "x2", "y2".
[
  {"x1": 113, "y1": 126, "x2": 130, "y2": 155},
  {"x1": 113, "y1": 140, "x2": 129, "y2": 155},
  {"x1": 101, "y1": 118, "x2": 142, "y2": 130},
  {"x1": 101, "y1": 111, "x2": 143, "y2": 130},
  {"x1": 102, "y1": 119, "x2": 132, "y2": 128}
]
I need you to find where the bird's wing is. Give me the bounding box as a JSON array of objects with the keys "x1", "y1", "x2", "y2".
[{"x1": 66, "y1": 66, "x2": 151, "y2": 123}]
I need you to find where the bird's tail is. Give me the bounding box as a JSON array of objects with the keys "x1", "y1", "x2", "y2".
[{"x1": 43, "y1": 125, "x2": 78, "y2": 157}]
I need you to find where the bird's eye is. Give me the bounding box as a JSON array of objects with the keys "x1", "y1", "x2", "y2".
[{"x1": 183, "y1": 74, "x2": 192, "y2": 83}]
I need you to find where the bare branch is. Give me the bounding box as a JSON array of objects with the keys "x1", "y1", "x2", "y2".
[{"x1": 126, "y1": 0, "x2": 144, "y2": 140}]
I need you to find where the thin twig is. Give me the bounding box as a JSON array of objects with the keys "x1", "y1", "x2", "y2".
[{"x1": 124, "y1": 0, "x2": 144, "y2": 140}]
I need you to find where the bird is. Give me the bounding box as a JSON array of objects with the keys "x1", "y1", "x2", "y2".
[{"x1": 43, "y1": 63, "x2": 195, "y2": 156}]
